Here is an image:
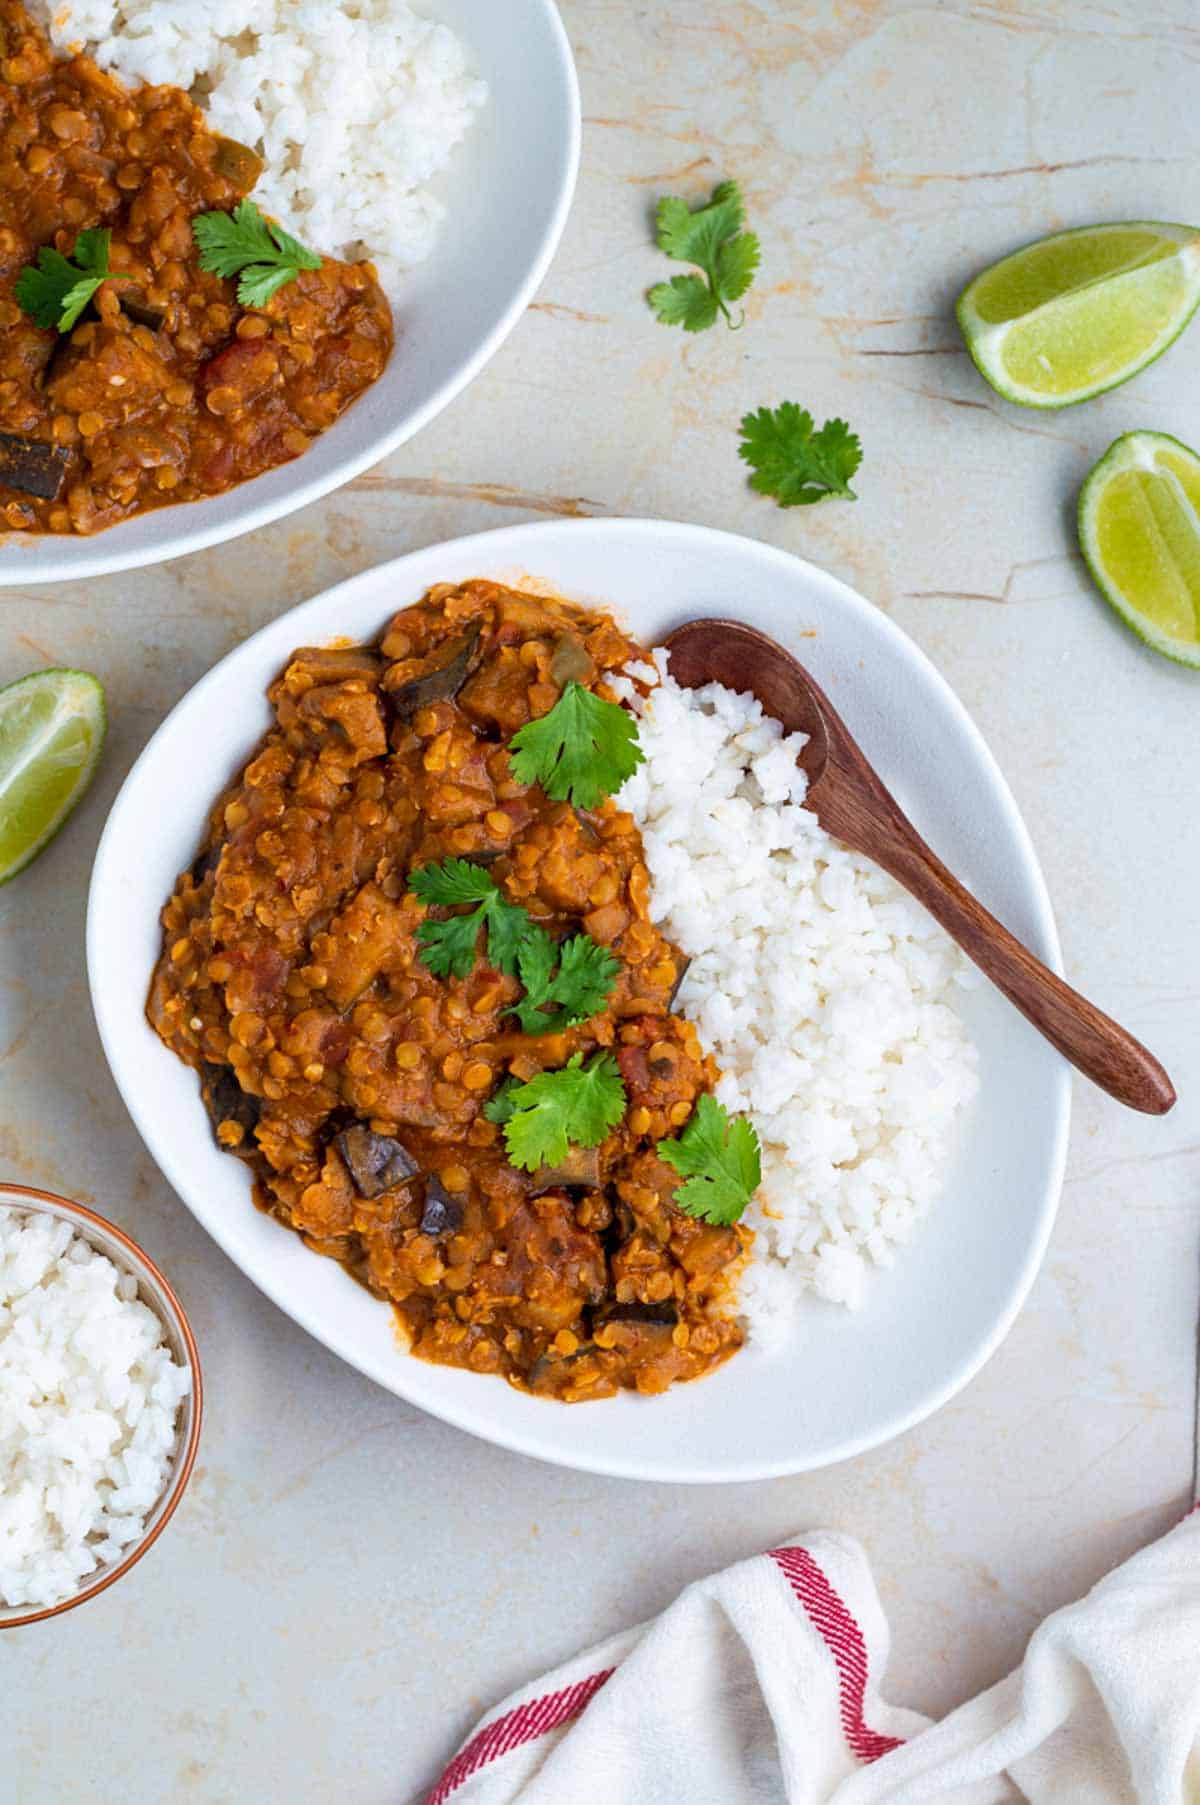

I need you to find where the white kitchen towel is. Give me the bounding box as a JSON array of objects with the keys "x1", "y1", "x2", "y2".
[{"x1": 423, "y1": 1508, "x2": 1200, "y2": 1805}]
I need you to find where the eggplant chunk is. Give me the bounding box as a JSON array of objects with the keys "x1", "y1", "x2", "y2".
[
  {"x1": 420, "y1": 1177, "x2": 463, "y2": 1237},
  {"x1": 120, "y1": 292, "x2": 167, "y2": 333},
  {"x1": 201, "y1": 1062, "x2": 260, "y2": 1149},
  {"x1": 0, "y1": 431, "x2": 69, "y2": 501},
  {"x1": 590, "y1": 1302, "x2": 679, "y2": 1365},
  {"x1": 337, "y1": 1125, "x2": 420, "y2": 1199},
  {"x1": 594, "y1": 1299, "x2": 679, "y2": 1328},
  {"x1": 189, "y1": 843, "x2": 221, "y2": 887},
  {"x1": 285, "y1": 644, "x2": 383, "y2": 685},
  {"x1": 666, "y1": 956, "x2": 692, "y2": 1011},
  {"x1": 212, "y1": 133, "x2": 266, "y2": 191},
  {"x1": 527, "y1": 1148, "x2": 601, "y2": 1193},
  {"x1": 383, "y1": 626, "x2": 480, "y2": 716},
  {"x1": 527, "y1": 1343, "x2": 597, "y2": 1393},
  {"x1": 548, "y1": 632, "x2": 595, "y2": 687}
]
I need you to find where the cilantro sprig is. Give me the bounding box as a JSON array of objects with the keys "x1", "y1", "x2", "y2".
[
  {"x1": 657, "y1": 1095, "x2": 761, "y2": 1226},
  {"x1": 14, "y1": 229, "x2": 131, "y2": 334},
  {"x1": 508, "y1": 683, "x2": 644, "y2": 809},
  {"x1": 192, "y1": 199, "x2": 321, "y2": 308},
  {"x1": 739, "y1": 404, "x2": 862, "y2": 507},
  {"x1": 510, "y1": 931, "x2": 621, "y2": 1036},
  {"x1": 410, "y1": 858, "x2": 541, "y2": 980},
  {"x1": 484, "y1": 1053, "x2": 626, "y2": 1172},
  {"x1": 411, "y1": 859, "x2": 620, "y2": 1031},
  {"x1": 648, "y1": 180, "x2": 760, "y2": 333}
]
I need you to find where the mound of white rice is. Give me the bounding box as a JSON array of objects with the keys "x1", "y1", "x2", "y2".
[
  {"x1": 29, "y1": 0, "x2": 487, "y2": 292},
  {"x1": 0, "y1": 1208, "x2": 191, "y2": 1610},
  {"x1": 614, "y1": 656, "x2": 979, "y2": 1341}
]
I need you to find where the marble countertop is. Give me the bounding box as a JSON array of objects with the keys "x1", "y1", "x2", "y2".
[{"x1": 5, "y1": 2, "x2": 1199, "y2": 1799}]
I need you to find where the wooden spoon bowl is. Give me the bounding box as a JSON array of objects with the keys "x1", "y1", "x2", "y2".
[{"x1": 665, "y1": 618, "x2": 1176, "y2": 1116}]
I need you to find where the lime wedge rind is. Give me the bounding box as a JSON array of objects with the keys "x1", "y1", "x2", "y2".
[
  {"x1": 0, "y1": 668, "x2": 107, "y2": 884},
  {"x1": 1079, "y1": 431, "x2": 1200, "y2": 671},
  {"x1": 957, "y1": 222, "x2": 1200, "y2": 410}
]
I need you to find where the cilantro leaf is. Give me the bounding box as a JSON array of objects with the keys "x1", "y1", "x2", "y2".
[
  {"x1": 237, "y1": 265, "x2": 304, "y2": 310},
  {"x1": 485, "y1": 892, "x2": 544, "y2": 977},
  {"x1": 411, "y1": 859, "x2": 541, "y2": 980},
  {"x1": 648, "y1": 179, "x2": 759, "y2": 332},
  {"x1": 552, "y1": 934, "x2": 622, "y2": 1024},
  {"x1": 14, "y1": 229, "x2": 131, "y2": 333},
  {"x1": 657, "y1": 1094, "x2": 761, "y2": 1226},
  {"x1": 656, "y1": 182, "x2": 744, "y2": 265},
  {"x1": 648, "y1": 273, "x2": 720, "y2": 334},
  {"x1": 409, "y1": 857, "x2": 497, "y2": 907},
  {"x1": 510, "y1": 932, "x2": 621, "y2": 1035},
  {"x1": 738, "y1": 404, "x2": 862, "y2": 507},
  {"x1": 415, "y1": 909, "x2": 485, "y2": 980},
  {"x1": 715, "y1": 231, "x2": 761, "y2": 305},
  {"x1": 511, "y1": 926, "x2": 558, "y2": 1018},
  {"x1": 483, "y1": 1076, "x2": 522, "y2": 1125},
  {"x1": 508, "y1": 682, "x2": 644, "y2": 809},
  {"x1": 192, "y1": 199, "x2": 321, "y2": 308},
  {"x1": 499, "y1": 1053, "x2": 627, "y2": 1172}
]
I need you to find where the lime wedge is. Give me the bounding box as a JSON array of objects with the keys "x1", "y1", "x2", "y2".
[
  {"x1": 0, "y1": 668, "x2": 107, "y2": 883},
  {"x1": 957, "y1": 222, "x2": 1200, "y2": 408},
  {"x1": 1078, "y1": 431, "x2": 1200, "y2": 668}
]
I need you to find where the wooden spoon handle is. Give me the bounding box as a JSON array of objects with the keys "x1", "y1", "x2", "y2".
[{"x1": 879, "y1": 831, "x2": 1176, "y2": 1115}]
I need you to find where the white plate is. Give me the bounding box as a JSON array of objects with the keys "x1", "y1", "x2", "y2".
[
  {"x1": 87, "y1": 520, "x2": 1071, "y2": 1482},
  {"x1": 0, "y1": 1, "x2": 579, "y2": 586}
]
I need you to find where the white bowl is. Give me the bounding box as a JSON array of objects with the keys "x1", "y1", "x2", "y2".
[
  {"x1": 87, "y1": 519, "x2": 1071, "y2": 1482},
  {"x1": 0, "y1": 1184, "x2": 202, "y2": 1628},
  {"x1": 0, "y1": 0, "x2": 579, "y2": 587}
]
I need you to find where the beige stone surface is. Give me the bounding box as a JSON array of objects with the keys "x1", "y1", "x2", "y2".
[{"x1": 3, "y1": 2, "x2": 1199, "y2": 1799}]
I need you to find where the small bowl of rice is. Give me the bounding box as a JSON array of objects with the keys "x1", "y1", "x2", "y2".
[{"x1": 0, "y1": 1184, "x2": 202, "y2": 1629}]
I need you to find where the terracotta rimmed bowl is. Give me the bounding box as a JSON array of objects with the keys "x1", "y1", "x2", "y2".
[{"x1": 0, "y1": 1183, "x2": 202, "y2": 1629}]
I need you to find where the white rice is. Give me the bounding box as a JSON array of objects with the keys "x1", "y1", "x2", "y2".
[
  {"x1": 29, "y1": 0, "x2": 487, "y2": 292},
  {"x1": 614, "y1": 655, "x2": 980, "y2": 1343},
  {"x1": 0, "y1": 1208, "x2": 191, "y2": 1610}
]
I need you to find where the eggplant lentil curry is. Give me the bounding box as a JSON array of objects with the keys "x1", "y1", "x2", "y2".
[
  {"x1": 0, "y1": 0, "x2": 391, "y2": 535},
  {"x1": 149, "y1": 581, "x2": 757, "y2": 1400}
]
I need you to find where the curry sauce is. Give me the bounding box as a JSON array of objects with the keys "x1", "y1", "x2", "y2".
[{"x1": 149, "y1": 581, "x2": 747, "y2": 1400}]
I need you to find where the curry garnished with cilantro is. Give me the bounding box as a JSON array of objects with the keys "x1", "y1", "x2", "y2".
[
  {"x1": 149, "y1": 579, "x2": 760, "y2": 1401},
  {"x1": 0, "y1": 0, "x2": 390, "y2": 535}
]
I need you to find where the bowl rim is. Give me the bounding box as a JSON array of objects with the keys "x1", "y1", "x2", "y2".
[
  {"x1": 0, "y1": 0, "x2": 581, "y2": 587},
  {"x1": 86, "y1": 517, "x2": 1072, "y2": 1482},
  {"x1": 0, "y1": 1182, "x2": 204, "y2": 1629}
]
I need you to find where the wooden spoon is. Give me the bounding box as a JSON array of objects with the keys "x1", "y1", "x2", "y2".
[{"x1": 664, "y1": 618, "x2": 1176, "y2": 1116}]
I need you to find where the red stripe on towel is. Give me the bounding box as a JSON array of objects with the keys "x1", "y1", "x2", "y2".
[
  {"x1": 426, "y1": 1667, "x2": 614, "y2": 1804},
  {"x1": 770, "y1": 1545, "x2": 905, "y2": 1763}
]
